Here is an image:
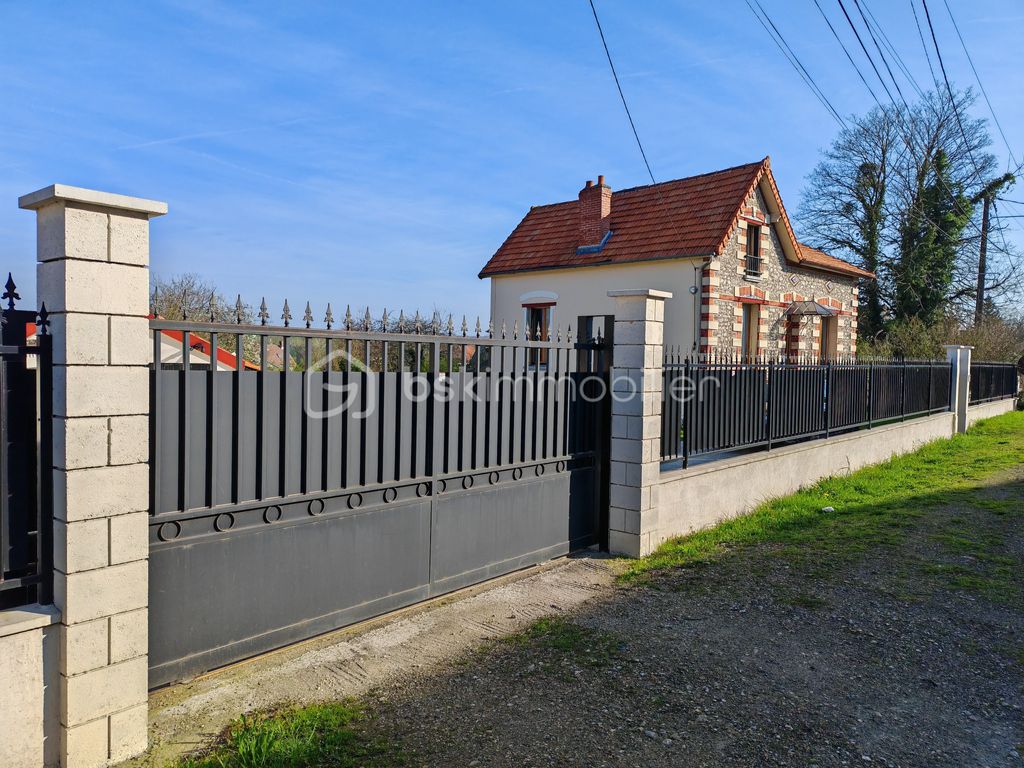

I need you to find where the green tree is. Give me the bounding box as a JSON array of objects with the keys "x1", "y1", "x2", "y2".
[{"x1": 894, "y1": 150, "x2": 974, "y2": 323}]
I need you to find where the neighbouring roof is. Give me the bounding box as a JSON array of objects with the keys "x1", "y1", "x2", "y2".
[
  {"x1": 797, "y1": 243, "x2": 875, "y2": 280},
  {"x1": 479, "y1": 157, "x2": 874, "y2": 281}
]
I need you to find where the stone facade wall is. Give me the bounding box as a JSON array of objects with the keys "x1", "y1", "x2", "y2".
[{"x1": 701, "y1": 186, "x2": 859, "y2": 357}]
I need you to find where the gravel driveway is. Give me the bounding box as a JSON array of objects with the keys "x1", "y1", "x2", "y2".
[{"x1": 364, "y1": 467, "x2": 1024, "y2": 767}]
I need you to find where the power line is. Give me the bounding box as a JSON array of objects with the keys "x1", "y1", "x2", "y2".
[
  {"x1": 852, "y1": 0, "x2": 912, "y2": 112},
  {"x1": 858, "y1": 0, "x2": 926, "y2": 100},
  {"x1": 586, "y1": 0, "x2": 656, "y2": 185},
  {"x1": 920, "y1": 0, "x2": 986, "y2": 183},
  {"x1": 744, "y1": 0, "x2": 847, "y2": 127},
  {"x1": 940, "y1": 0, "x2": 1018, "y2": 169},
  {"x1": 812, "y1": 0, "x2": 884, "y2": 108},
  {"x1": 909, "y1": 0, "x2": 939, "y2": 87},
  {"x1": 835, "y1": 0, "x2": 901, "y2": 108}
]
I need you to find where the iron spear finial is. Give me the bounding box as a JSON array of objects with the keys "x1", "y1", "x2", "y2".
[{"x1": 2, "y1": 273, "x2": 19, "y2": 312}]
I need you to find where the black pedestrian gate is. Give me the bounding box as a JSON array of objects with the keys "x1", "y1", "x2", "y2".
[
  {"x1": 0, "y1": 290, "x2": 53, "y2": 611},
  {"x1": 148, "y1": 308, "x2": 612, "y2": 687}
]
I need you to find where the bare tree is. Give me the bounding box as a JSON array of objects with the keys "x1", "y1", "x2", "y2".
[{"x1": 797, "y1": 88, "x2": 1017, "y2": 338}]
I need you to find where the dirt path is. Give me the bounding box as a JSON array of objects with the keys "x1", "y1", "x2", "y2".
[
  {"x1": 137, "y1": 556, "x2": 619, "y2": 767},
  {"x1": 362, "y1": 467, "x2": 1024, "y2": 767}
]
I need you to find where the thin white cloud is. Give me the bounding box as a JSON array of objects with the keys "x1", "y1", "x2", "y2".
[{"x1": 119, "y1": 117, "x2": 314, "y2": 150}]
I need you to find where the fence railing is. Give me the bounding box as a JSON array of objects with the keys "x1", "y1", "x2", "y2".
[
  {"x1": 0, "y1": 300, "x2": 53, "y2": 610},
  {"x1": 661, "y1": 355, "x2": 952, "y2": 467},
  {"x1": 968, "y1": 361, "x2": 1019, "y2": 404}
]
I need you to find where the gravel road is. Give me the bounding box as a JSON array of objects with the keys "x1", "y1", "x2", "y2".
[{"x1": 366, "y1": 467, "x2": 1024, "y2": 767}]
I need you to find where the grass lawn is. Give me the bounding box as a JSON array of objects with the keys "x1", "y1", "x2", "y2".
[
  {"x1": 177, "y1": 701, "x2": 401, "y2": 768},
  {"x1": 622, "y1": 410, "x2": 1024, "y2": 582}
]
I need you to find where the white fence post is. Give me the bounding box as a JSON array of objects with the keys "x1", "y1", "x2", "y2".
[
  {"x1": 606, "y1": 289, "x2": 670, "y2": 557},
  {"x1": 943, "y1": 344, "x2": 972, "y2": 434},
  {"x1": 20, "y1": 185, "x2": 166, "y2": 767}
]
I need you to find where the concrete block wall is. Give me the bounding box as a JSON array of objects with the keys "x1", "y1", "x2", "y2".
[
  {"x1": 606, "y1": 289, "x2": 670, "y2": 557},
  {"x1": 19, "y1": 184, "x2": 166, "y2": 768},
  {"x1": 0, "y1": 606, "x2": 60, "y2": 768},
  {"x1": 654, "y1": 412, "x2": 957, "y2": 548}
]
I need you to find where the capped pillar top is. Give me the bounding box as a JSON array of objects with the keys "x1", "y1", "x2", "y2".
[{"x1": 19, "y1": 184, "x2": 167, "y2": 218}]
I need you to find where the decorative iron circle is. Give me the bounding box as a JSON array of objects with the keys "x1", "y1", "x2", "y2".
[
  {"x1": 308, "y1": 499, "x2": 325, "y2": 516},
  {"x1": 488, "y1": 471, "x2": 500, "y2": 485},
  {"x1": 347, "y1": 493, "x2": 363, "y2": 510},
  {"x1": 263, "y1": 505, "x2": 282, "y2": 524},
  {"x1": 512, "y1": 467, "x2": 523, "y2": 481},
  {"x1": 158, "y1": 521, "x2": 181, "y2": 542},
  {"x1": 416, "y1": 482, "x2": 430, "y2": 498},
  {"x1": 383, "y1": 487, "x2": 398, "y2": 504},
  {"x1": 214, "y1": 513, "x2": 235, "y2": 532},
  {"x1": 556, "y1": 460, "x2": 566, "y2": 473},
  {"x1": 437, "y1": 479, "x2": 447, "y2": 494},
  {"x1": 535, "y1": 464, "x2": 545, "y2": 477},
  {"x1": 462, "y1": 475, "x2": 474, "y2": 490}
]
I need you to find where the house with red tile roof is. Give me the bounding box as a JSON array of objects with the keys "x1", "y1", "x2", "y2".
[{"x1": 479, "y1": 157, "x2": 873, "y2": 359}]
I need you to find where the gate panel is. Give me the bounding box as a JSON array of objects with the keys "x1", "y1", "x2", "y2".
[
  {"x1": 149, "y1": 313, "x2": 611, "y2": 687},
  {"x1": 149, "y1": 497, "x2": 431, "y2": 683},
  {"x1": 429, "y1": 468, "x2": 571, "y2": 595}
]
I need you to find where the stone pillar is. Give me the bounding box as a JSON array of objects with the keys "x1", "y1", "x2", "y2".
[
  {"x1": 606, "y1": 289, "x2": 670, "y2": 558},
  {"x1": 944, "y1": 344, "x2": 973, "y2": 434},
  {"x1": 20, "y1": 185, "x2": 166, "y2": 768}
]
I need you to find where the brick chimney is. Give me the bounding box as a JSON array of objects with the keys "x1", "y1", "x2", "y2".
[{"x1": 578, "y1": 175, "x2": 612, "y2": 246}]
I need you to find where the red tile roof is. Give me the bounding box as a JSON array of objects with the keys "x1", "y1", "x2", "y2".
[
  {"x1": 797, "y1": 243, "x2": 875, "y2": 279},
  {"x1": 479, "y1": 157, "x2": 872, "y2": 281}
]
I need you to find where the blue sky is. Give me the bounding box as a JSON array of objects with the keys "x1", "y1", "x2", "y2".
[{"x1": 1, "y1": 0, "x2": 1021, "y2": 321}]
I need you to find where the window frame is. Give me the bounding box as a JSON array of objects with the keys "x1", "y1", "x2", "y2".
[
  {"x1": 522, "y1": 302, "x2": 554, "y2": 368},
  {"x1": 740, "y1": 301, "x2": 761, "y2": 359},
  {"x1": 745, "y1": 224, "x2": 762, "y2": 277}
]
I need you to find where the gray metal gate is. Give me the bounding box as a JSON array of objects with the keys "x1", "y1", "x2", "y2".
[{"x1": 148, "y1": 307, "x2": 611, "y2": 687}]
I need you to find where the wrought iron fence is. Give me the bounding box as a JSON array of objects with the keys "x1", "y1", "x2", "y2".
[
  {"x1": 968, "y1": 361, "x2": 1019, "y2": 404},
  {"x1": 661, "y1": 352, "x2": 952, "y2": 467},
  {"x1": 0, "y1": 275, "x2": 53, "y2": 610}
]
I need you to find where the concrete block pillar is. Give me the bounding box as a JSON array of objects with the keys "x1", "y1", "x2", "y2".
[
  {"x1": 944, "y1": 344, "x2": 973, "y2": 434},
  {"x1": 606, "y1": 289, "x2": 671, "y2": 558},
  {"x1": 20, "y1": 185, "x2": 166, "y2": 768}
]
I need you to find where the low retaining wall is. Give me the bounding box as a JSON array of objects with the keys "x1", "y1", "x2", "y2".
[
  {"x1": 0, "y1": 605, "x2": 60, "y2": 768},
  {"x1": 967, "y1": 397, "x2": 1017, "y2": 428},
  {"x1": 653, "y1": 412, "x2": 956, "y2": 546}
]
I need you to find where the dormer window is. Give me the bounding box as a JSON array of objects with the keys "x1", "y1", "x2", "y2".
[{"x1": 745, "y1": 224, "x2": 762, "y2": 277}]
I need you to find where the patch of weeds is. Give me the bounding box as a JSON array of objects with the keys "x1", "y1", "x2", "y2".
[
  {"x1": 923, "y1": 561, "x2": 1021, "y2": 605},
  {"x1": 622, "y1": 411, "x2": 1024, "y2": 583},
  {"x1": 779, "y1": 592, "x2": 828, "y2": 610},
  {"x1": 177, "y1": 701, "x2": 402, "y2": 768},
  {"x1": 506, "y1": 616, "x2": 624, "y2": 667}
]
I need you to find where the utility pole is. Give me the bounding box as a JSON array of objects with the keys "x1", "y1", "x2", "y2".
[
  {"x1": 969, "y1": 172, "x2": 1015, "y2": 326},
  {"x1": 974, "y1": 193, "x2": 990, "y2": 326}
]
